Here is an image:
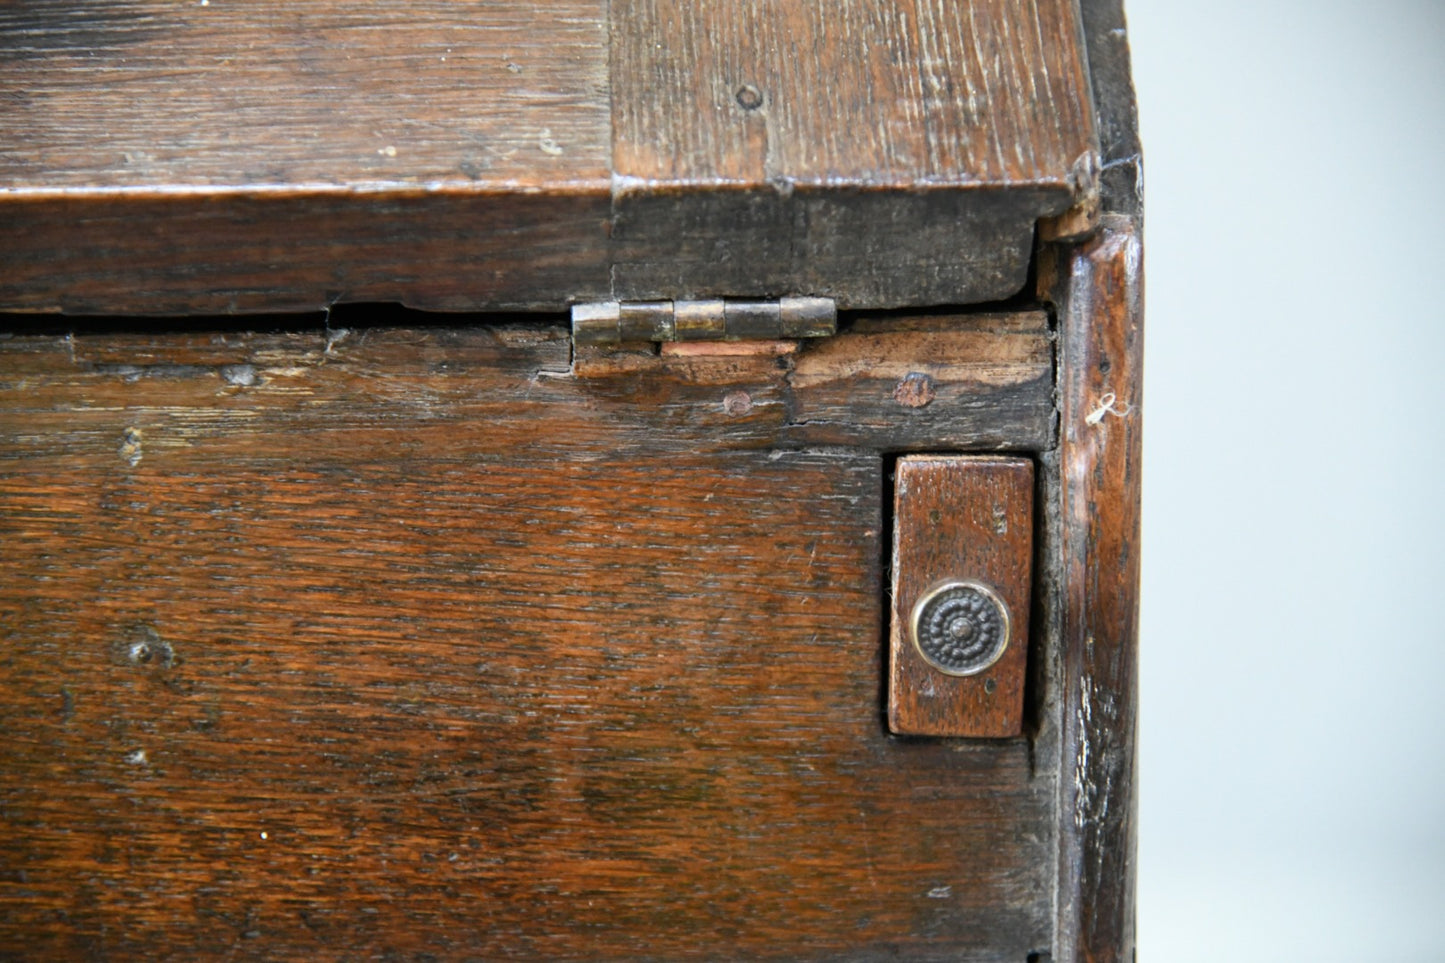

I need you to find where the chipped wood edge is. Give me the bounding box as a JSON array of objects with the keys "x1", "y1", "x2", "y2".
[{"x1": 1038, "y1": 190, "x2": 1102, "y2": 244}]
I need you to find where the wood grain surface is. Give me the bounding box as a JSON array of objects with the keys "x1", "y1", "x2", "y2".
[
  {"x1": 888, "y1": 456, "x2": 1033, "y2": 738},
  {"x1": 613, "y1": 0, "x2": 1094, "y2": 189},
  {"x1": 0, "y1": 310, "x2": 1056, "y2": 467},
  {"x1": 0, "y1": 316, "x2": 1062, "y2": 959},
  {"x1": 0, "y1": 0, "x2": 611, "y2": 189},
  {"x1": 1046, "y1": 214, "x2": 1142, "y2": 963},
  {"x1": 0, "y1": 0, "x2": 1096, "y2": 313}
]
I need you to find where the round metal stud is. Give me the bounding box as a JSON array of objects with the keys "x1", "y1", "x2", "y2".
[{"x1": 909, "y1": 580, "x2": 1010, "y2": 676}]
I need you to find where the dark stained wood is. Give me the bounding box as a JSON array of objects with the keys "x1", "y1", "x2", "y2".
[
  {"x1": 0, "y1": 0, "x2": 1097, "y2": 314},
  {"x1": 1077, "y1": 0, "x2": 1143, "y2": 219},
  {"x1": 607, "y1": 187, "x2": 1052, "y2": 311},
  {"x1": 1043, "y1": 214, "x2": 1142, "y2": 963},
  {"x1": 0, "y1": 330, "x2": 1059, "y2": 957},
  {"x1": 889, "y1": 457, "x2": 1034, "y2": 738},
  {"x1": 0, "y1": 311, "x2": 1056, "y2": 467},
  {"x1": 0, "y1": 191, "x2": 615, "y2": 316}
]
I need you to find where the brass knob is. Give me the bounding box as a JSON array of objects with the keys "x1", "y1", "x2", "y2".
[{"x1": 909, "y1": 580, "x2": 1010, "y2": 676}]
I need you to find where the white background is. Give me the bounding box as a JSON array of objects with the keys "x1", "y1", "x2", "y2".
[{"x1": 1127, "y1": 0, "x2": 1445, "y2": 957}]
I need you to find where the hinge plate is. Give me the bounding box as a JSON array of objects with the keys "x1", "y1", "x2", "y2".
[{"x1": 571, "y1": 297, "x2": 836, "y2": 345}]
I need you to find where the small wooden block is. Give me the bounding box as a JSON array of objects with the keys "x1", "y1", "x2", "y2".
[{"x1": 889, "y1": 456, "x2": 1034, "y2": 737}]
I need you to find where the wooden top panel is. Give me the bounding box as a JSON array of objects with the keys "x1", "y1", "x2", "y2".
[
  {"x1": 0, "y1": 0, "x2": 1097, "y2": 312},
  {"x1": 613, "y1": 0, "x2": 1095, "y2": 189},
  {"x1": 0, "y1": 0, "x2": 611, "y2": 191}
]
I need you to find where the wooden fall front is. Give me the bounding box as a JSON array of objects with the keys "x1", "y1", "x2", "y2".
[{"x1": 0, "y1": 1, "x2": 1143, "y2": 959}]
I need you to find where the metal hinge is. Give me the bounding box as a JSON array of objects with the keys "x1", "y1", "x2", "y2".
[{"x1": 570, "y1": 297, "x2": 836, "y2": 346}]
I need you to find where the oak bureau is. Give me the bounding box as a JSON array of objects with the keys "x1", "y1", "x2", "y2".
[{"x1": 0, "y1": 1, "x2": 1143, "y2": 959}]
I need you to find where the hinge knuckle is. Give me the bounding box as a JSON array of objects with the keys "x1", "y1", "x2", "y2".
[
  {"x1": 571, "y1": 297, "x2": 835, "y2": 346},
  {"x1": 779, "y1": 296, "x2": 837, "y2": 338},
  {"x1": 619, "y1": 301, "x2": 674, "y2": 342},
  {"x1": 723, "y1": 300, "x2": 781, "y2": 339},
  {"x1": 570, "y1": 301, "x2": 621, "y2": 345},
  {"x1": 674, "y1": 300, "x2": 727, "y2": 341}
]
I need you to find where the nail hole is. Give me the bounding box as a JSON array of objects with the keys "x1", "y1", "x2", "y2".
[
  {"x1": 984, "y1": 678, "x2": 997, "y2": 695},
  {"x1": 122, "y1": 624, "x2": 175, "y2": 669},
  {"x1": 735, "y1": 84, "x2": 763, "y2": 110}
]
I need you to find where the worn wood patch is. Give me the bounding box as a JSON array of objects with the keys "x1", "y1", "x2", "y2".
[{"x1": 0, "y1": 449, "x2": 1053, "y2": 960}]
